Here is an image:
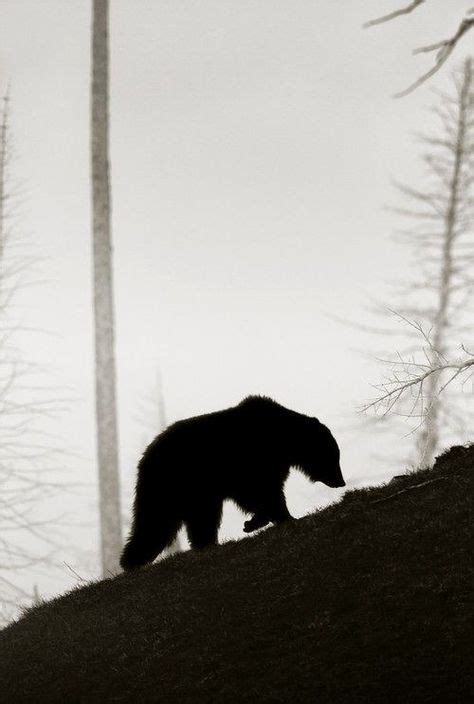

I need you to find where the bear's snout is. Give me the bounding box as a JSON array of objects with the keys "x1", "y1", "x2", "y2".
[
  {"x1": 326, "y1": 479, "x2": 345, "y2": 488},
  {"x1": 328, "y1": 466, "x2": 345, "y2": 488}
]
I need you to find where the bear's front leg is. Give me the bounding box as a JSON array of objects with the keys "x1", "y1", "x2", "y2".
[
  {"x1": 246, "y1": 486, "x2": 293, "y2": 532},
  {"x1": 243, "y1": 513, "x2": 270, "y2": 533},
  {"x1": 267, "y1": 488, "x2": 293, "y2": 525},
  {"x1": 243, "y1": 489, "x2": 292, "y2": 532}
]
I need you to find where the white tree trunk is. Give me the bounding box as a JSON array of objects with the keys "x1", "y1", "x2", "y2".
[
  {"x1": 91, "y1": 0, "x2": 122, "y2": 576},
  {"x1": 0, "y1": 91, "x2": 8, "y2": 265}
]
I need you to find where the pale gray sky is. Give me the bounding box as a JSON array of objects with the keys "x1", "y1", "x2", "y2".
[{"x1": 0, "y1": 1, "x2": 471, "y2": 600}]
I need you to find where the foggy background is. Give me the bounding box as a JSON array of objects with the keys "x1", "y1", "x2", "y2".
[{"x1": 0, "y1": 1, "x2": 471, "y2": 604}]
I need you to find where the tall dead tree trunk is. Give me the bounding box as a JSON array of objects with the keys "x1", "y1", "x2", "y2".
[
  {"x1": 91, "y1": 0, "x2": 122, "y2": 576},
  {"x1": 416, "y1": 58, "x2": 473, "y2": 467},
  {"x1": 0, "y1": 90, "x2": 8, "y2": 265},
  {"x1": 365, "y1": 59, "x2": 474, "y2": 467}
]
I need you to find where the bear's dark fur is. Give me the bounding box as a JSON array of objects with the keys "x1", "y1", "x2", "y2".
[{"x1": 120, "y1": 395, "x2": 345, "y2": 571}]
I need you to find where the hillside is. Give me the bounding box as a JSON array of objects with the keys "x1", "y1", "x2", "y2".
[{"x1": 0, "y1": 445, "x2": 472, "y2": 703}]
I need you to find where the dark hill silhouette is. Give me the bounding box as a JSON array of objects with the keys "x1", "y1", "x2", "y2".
[{"x1": 0, "y1": 445, "x2": 472, "y2": 703}]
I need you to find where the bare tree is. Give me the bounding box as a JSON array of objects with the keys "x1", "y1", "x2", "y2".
[
  {"x1": 91, "y1": 0, "x2": 122, "y2": 576},
  {"x1": 0, "y1": 90, "x2": 71, "y2": 623},
  {"x1": 365, "y1": 2, "x2": 474, "y2": 96},
  {"x1": 364, "y1": 60, "x2": 474, "y2": 467}
]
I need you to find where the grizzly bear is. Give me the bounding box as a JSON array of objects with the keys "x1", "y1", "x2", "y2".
[{"x1": 120, "y1": 395, "x2": 344, "y2": 571}]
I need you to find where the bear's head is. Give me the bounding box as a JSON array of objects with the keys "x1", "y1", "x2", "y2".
[{"x1": 297, "y1": 418, "x2": 345, "y2": 488}]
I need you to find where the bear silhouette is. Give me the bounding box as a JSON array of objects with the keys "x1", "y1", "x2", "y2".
[{"x1": 120, "y1": 395, "x2": 345, "y2": 571}]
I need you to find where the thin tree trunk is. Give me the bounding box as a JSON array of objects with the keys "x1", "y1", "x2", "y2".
[
  {"x1": 91, "y1": 0, "x2": 122, "y2": 575},
  {"x1": 0, "y1": 91, "x2": 8, "y2": 266},
  {"x1": 416, "y1": 58, "x2": 472, "y2": 467}
]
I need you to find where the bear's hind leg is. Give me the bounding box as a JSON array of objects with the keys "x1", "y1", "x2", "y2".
[{"x1": 121, "y1": 512, "x2": 181, "y2": 571}]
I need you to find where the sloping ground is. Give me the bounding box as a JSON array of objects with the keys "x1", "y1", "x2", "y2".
[{"x1": 0, "y1": 445, "x2": 472, "y2": 703}]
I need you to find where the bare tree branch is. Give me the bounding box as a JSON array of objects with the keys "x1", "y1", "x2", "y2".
[
  {"x1": 363, "y1": 347, "x2": 474, "y2": 414},
  {"x1": 365, "y1": 2, "x2": 474, "y2": 96},
  {"x1": 370, "y1": 475, "x2": 450, "y2": 504},
  {"x1": 396, "y1": 18, "x2": 474, "y2": 98},
  {"x1": 364, "y1": 0, "x2": 426, "y2": 29}
]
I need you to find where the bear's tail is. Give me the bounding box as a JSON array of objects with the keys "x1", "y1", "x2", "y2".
[{"x1": 120, "y1": 446, "x2": 181, "y2": 572}]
